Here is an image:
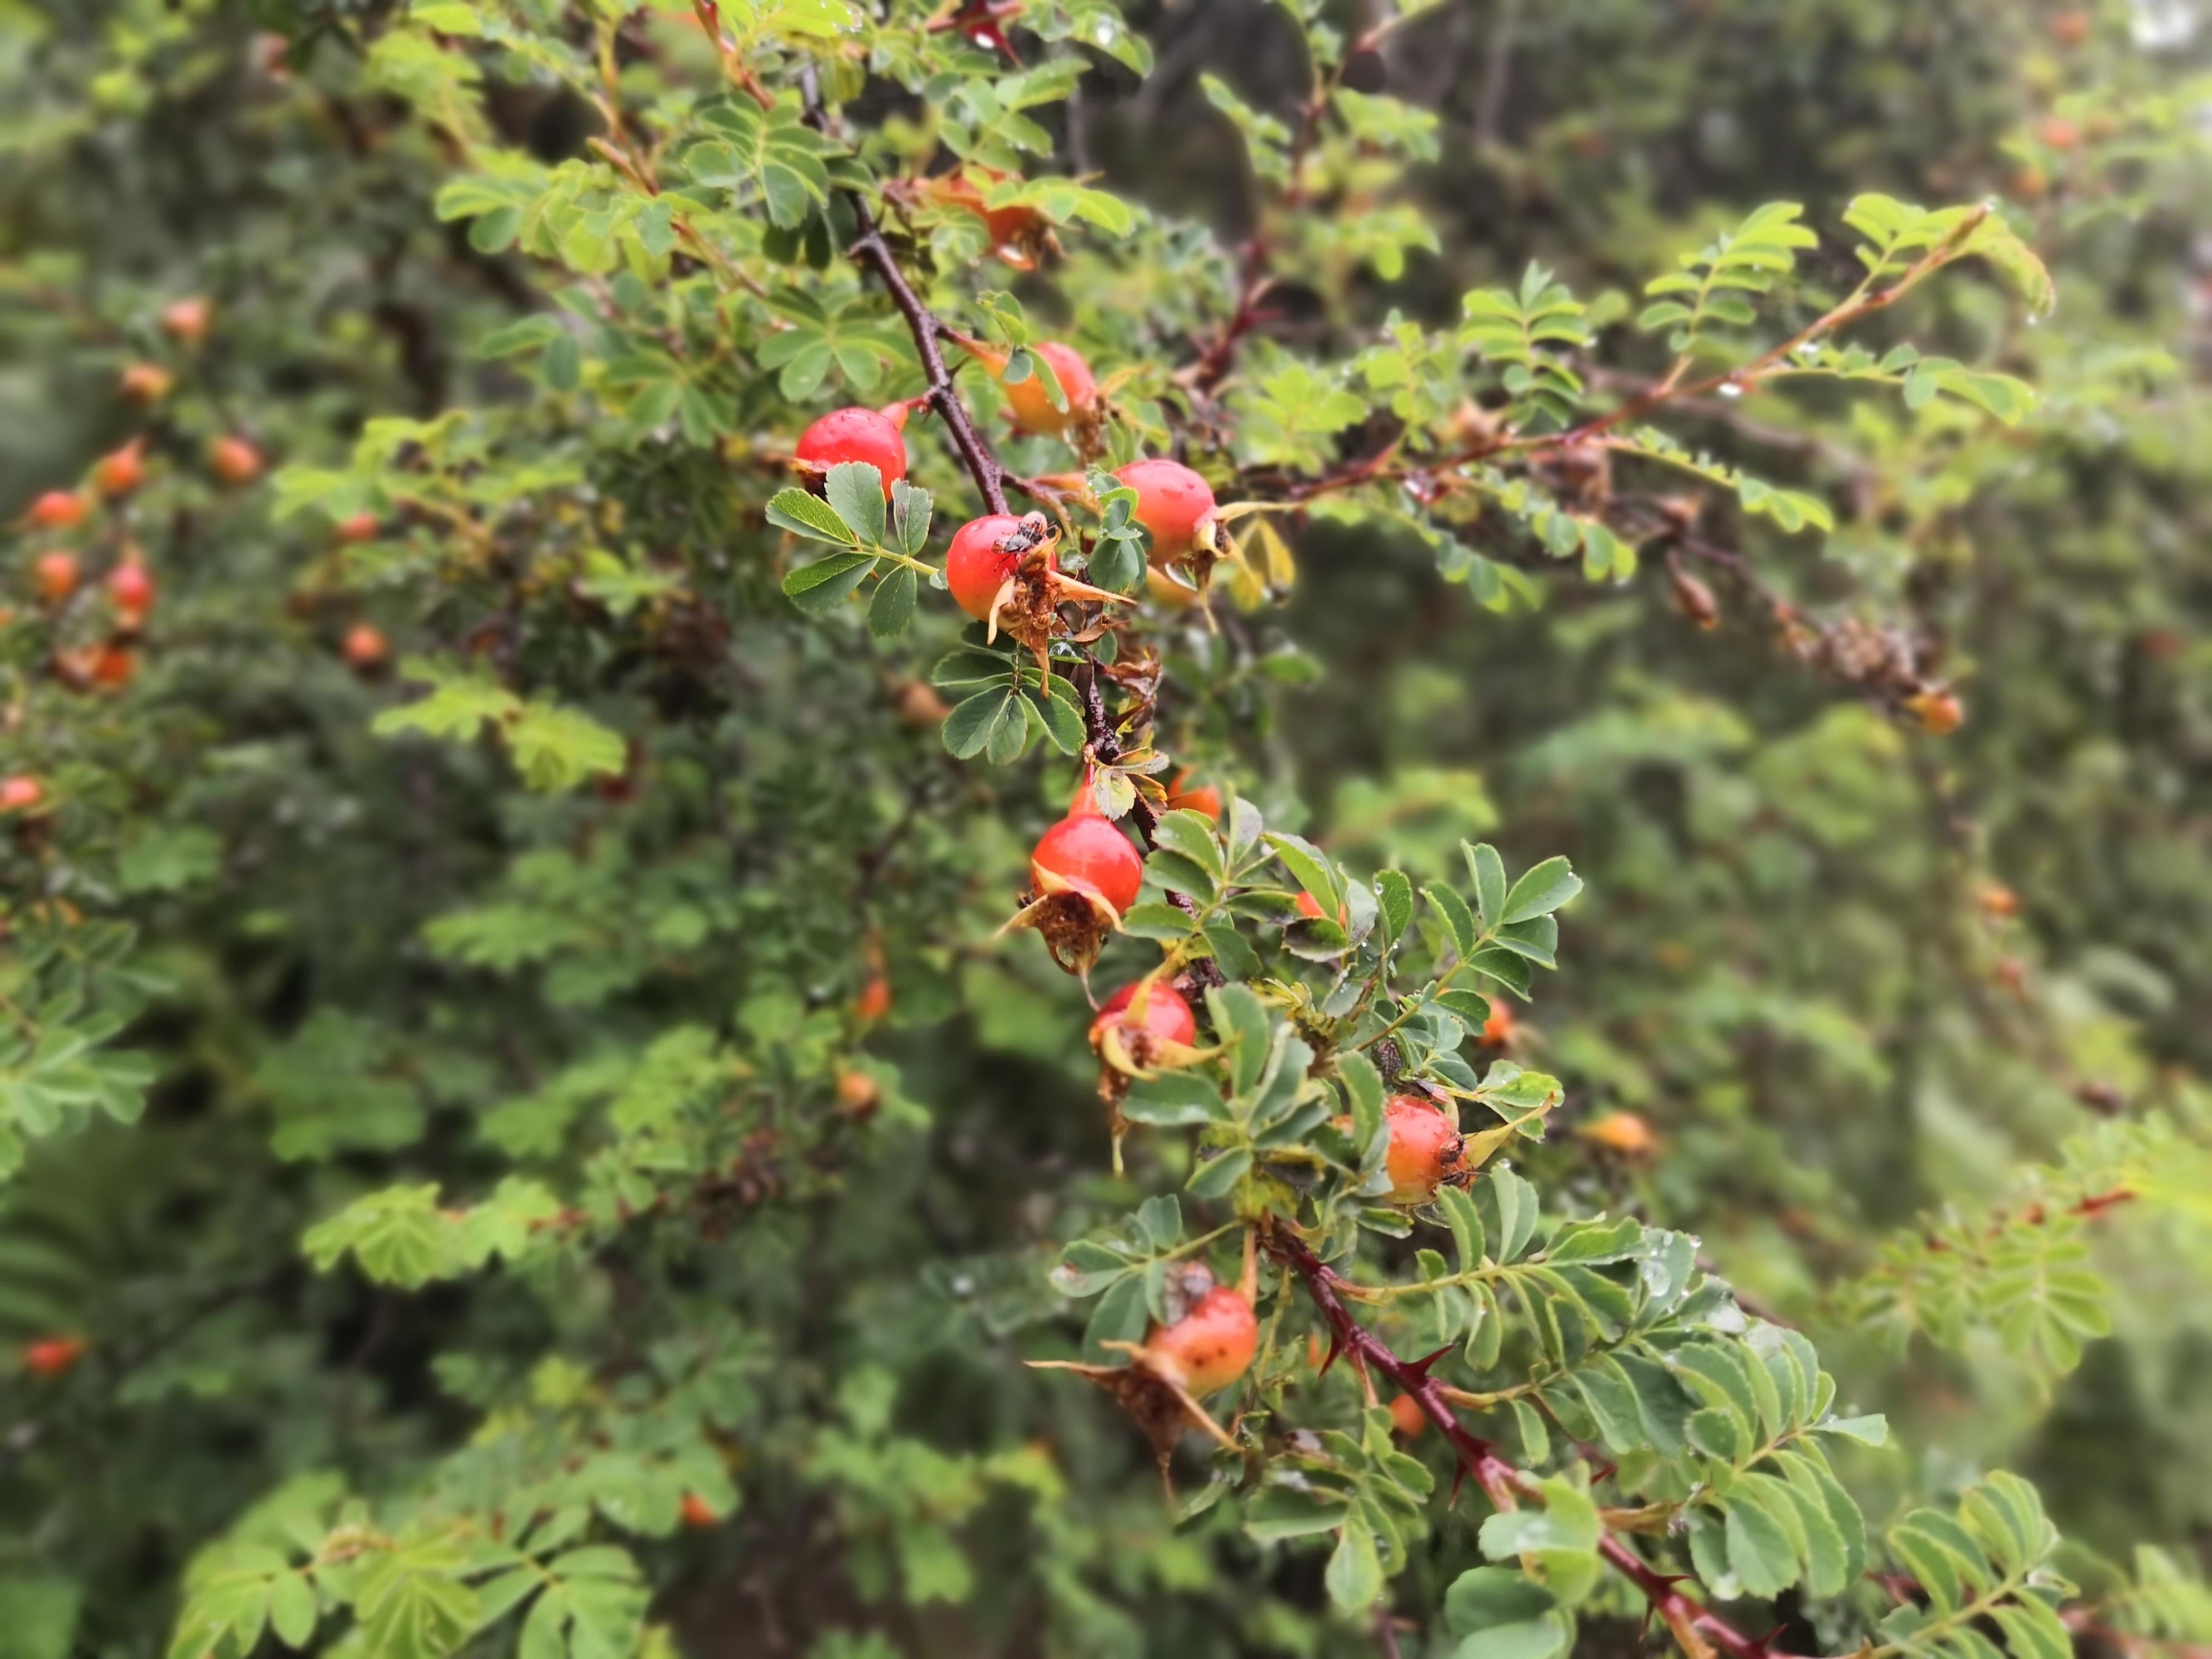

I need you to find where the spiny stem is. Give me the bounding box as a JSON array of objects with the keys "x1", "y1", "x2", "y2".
[{"x1": 1274, "y1": 1226, "x2": 1791, "y2": 1659}]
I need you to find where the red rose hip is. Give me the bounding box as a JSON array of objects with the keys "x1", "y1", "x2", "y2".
[
  {"x1": 26, "y1": 491, "x2": 87, "y2": 531},
  {"x1": 1032, "y1": 813, "x2": 1143, "y2": 915},
  {"x1": 947, "y1": 513, "x2": 1052, "y2": 619},
  {"x1": 794, "y1": 406, "x2": 908, "y2": 497},
  {"x1": 1143, "y1": 1276, "x2": 1257, "y2": 1397},
  {"x1": 108, "y1": 559, "x2": 154, "y2": 616},
  {"x1": 1114, "y1": 458, "x2": 1219, "y2": 561},
  {"x1": 34, "y1": 551, "x2": 80, "y2": 603},
  {"x1": 1382, "y1": 1095, "x2": 1465, "y2": 1205},
  {"x1": 1090, "y1": 981, "x2": 1197, "y2": 1051}
]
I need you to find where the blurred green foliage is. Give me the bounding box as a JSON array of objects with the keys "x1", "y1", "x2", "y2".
[{"x1": 1, "y1": 3, "x2": 2210, "y2": 1658}]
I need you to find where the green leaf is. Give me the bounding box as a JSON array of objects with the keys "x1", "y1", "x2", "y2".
[
  {"x1": 1187, "y1": 1148, "x2": 1252, "y2": 1198},
  {"x1": 823, "y1": 462, "x2": 887, "y2": 546},
  {"x1": 303, "y1": 1185, "x2": 460, "y2": 1289},
  {"x1": 1265, "y1": 833, "x2": 1341, "y2": 919},
  {"x1": 266, "y1": 1574, "x2": 318, "y2": 1648},
  {"x1": 1445, "y1": 1568, "x2": 1566, "y2": 1659},
  {"x1": 505, "y1": 702, "x2": 625, "y2": 791},
  {"x1": 1501, "y1": 857, "x2": 1582, "y2": 923},
  {"x1": 1244, "y1": 1485, "x2": 1351, "y2": 1541},
  {"x1": 765, "y1": 487, "x2": 858, "y2": 544},
  {"x1": 1427, "y1": 885, "x2": 1477, "y2": 955},
  {"x1": 1326, "y1": 1520, "x2": 1384, "y2": 1611},
  {"x1": 1815, "y1": 1414, "x2": 1888, "y2": 1445},
  {"x1": 868, "y1": 564, "x2": 918, "y2": 636},
  {"x1": 942, "y1": 689, "x2": 1027, "y2": 761},
  {"x1": 1376, "y1": 870, "x2": 1414, "y2": 943},
  {"x1": 1340, "y1": 1050, "x2": 1386, "y2": 1154},
  {"x1": 1725, "y1": 1492, "x2": 1801, "y2": 1598},
  {"x1": 1466, "y1": 842, "x2": 1508, "y2": 928}
]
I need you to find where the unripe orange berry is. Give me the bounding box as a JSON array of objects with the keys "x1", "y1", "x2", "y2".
[
  {"x1": 0, "y1": 775, "x2": 44, "y2": 814},
  {"x1": 794, "y1": 406, "x2": 908, "y2": 497},
  {"x1": 926, "y1": 168, "x2": 1049, "y2": 257},
  {"x1": 209, "y1": 435, "x2": 264, "y2": 487},
  {"x1": 34, "y1": 551, "x2": 80, "y2": 604},
  {"x1": 1142, "y1": 1272, "x2": 1256, "y2": 1397},
  {"x1": 1002, "y1": 342, "x2": 1098, "y2": 438},
  {"x1": 1166, "y1": 771, "x2": 1222, "y2": 821},
  {"x1": 835, "y1": 1068, "x2": 881, "y2": 1117},
  {"x1": 1582, "y1": 1110, "x2": 1658, "y2": 1159},
  {"x1": 2038, "y1": 116, "x2": 2083, "y2": 151},
  {"x1": 1032, "y1": 814, "x2": 1144, "y2": 916},
  {"x1": 26, "y1": 490, "x2": 88, "y2": 531},
  {"x1": 1979, "y1": 882, "x2": 2020, "y2": 919},
  {"x1": 1479, "y1": 998, "x2": 1516, "y2": 1049},
  {"x1": 945, "y1": 513, "x2": 1054, "y2": 620},
  {"x1": 23, "y1": 1336, "x2": 89, "y2": 1378},
  {"x1": 856, "y1": 974, "x2": 893, "y2": 1023},
  {"x1": 120, "y1": 362, "x2": 175, "y2": 404},
  {"x1": 336, "y1": 512, "x2": 382, "y2": 545},
  {"x1": 1389, "y1": 1394, "x2": 1429, "y2": 1439},
  {"x1": 2052, "y1": 10, "x2": 2090, "y2": 46},
  {"x1": 679, "y1": 1493, "x2": 719, "y2": 1530},
  {"x1": 1382, "y1": 1096, "x2": 1464, "y2": 1205},
  {"x1": 342, "y1": 624, "x2": 390, "y2": 670},
  {"x1": 891, "y1": 678, "x2": 950, "y2": 729},
  {"x1": 161, "y1": 297, "x2": 213, "y2": 346},
  {"x1": 94, "y1": 439, "x2": 147, "y2": 498},
  {"x1": 1907, "y1": 690, "x2": 1965, "y2": 735},
  {"x1": 91, "y1": 645, "x2": 137, "y2": 689},
  {"x1": 1293, "y1": 890, "x2": 1348, "y2": 925},
  {"x1": 1114, "y1": 458, "x2": 1219, "y2": 562}
]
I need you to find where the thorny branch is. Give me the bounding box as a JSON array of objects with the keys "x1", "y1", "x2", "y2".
[{"x1": 1276, "y1": 1226, "x2": 1791, "y2": 1659}]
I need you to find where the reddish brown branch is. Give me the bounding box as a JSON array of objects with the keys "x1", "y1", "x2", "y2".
[
  {"x1": 1275, "y1": 1228, "x2": 1788, "y2": 1659},
  {"x1": 790, "y1": 68, "x2": 1010, "y2": 515},
  {"x1": 846, "y1": 206, "x2": 1010, "y2": 515}
]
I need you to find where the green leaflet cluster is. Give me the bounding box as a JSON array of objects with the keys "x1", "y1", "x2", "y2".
[{"x1": 0, "y1": 918, "x2": 155, "y2": 1182}]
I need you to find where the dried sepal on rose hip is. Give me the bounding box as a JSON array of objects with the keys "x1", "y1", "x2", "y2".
[
  {"x1": 1002, "y1": 811, "x2": 1145, "y2": 977},
  {"x1": 1030, "y1": 1255, "x2": 1257, "y2": 1463},
  {"x1": 1088, "y1": 976, "x2": 1206, "y2": 1161},
  {"x1": 1088, "y1": 979, "x2": 1200, "y2": 1075},
  {"x1": 1113, "y1": 458, "x2": 1239, "y2": 602},
  {"x1": 943, "y1": 511, "x2": 1124, "y2": 682}
]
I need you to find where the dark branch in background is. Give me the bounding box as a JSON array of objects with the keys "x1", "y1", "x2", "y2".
[
  {"x1": 1275, "y1": 1228, "x2": 1787, "y2": 1659},
  {"x1": 1189, "y1": 9, "x2": 1415, "y2": 394},
  {"x1": 1473, "y1": 0, "x2": 1522, "y2": 148}
]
